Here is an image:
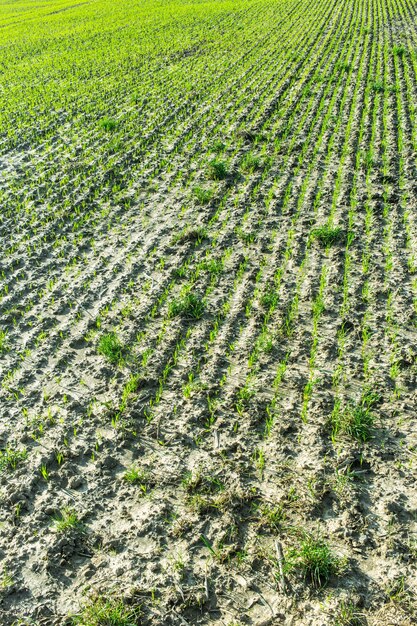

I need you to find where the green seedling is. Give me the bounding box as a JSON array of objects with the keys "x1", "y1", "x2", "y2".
[
  {"x1": 335, "y1": 600, "x2": 366, "y2": 626},
  {"x1": 40, "y1": 464, "x2": 49, "y2": 480},
  {"x1": 200, "y1": 533, "x2": 219, "y2": 558},
  {"x1": 174, "y1": 226, "x2": 208, "y2": 245},
  {"x1": 0, "y1": 330, "x2": 8, "y2": 353},
  {"x1": 212, "y1": 140, "x2": 225, "y2": 153},
  {"x1": 392, "y1": 45, "x2": 406, "y2": 57},
  {"x1": 372, "y1": 80, "x2": 384, "y2": 92},
  {"x1": 0, "y1": 568, "x2": 14, "y2": 590}
]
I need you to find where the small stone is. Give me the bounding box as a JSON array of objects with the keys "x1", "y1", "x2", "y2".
[
  {"x1": 69, "y1": 476, "x2": 83, "y2": 489},
  {"x1": 83, "y1": 563, "x2": 96, "y2": 579}
]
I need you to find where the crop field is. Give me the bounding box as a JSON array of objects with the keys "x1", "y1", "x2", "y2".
[{"x1": 1, "y1": 0, "x2": 417, "y2": 623}]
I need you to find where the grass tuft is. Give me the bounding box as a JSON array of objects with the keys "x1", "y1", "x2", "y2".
[
  {"x1": 335, "y1": 600, "x2": 366, "y2": 626},
  {"x1": 73, "y1": 596, "x2": 139, "y2": 626},
  {"x1": 173, "y1": 226, "x2": 208, "y2": 245},
  {"x1": 168, "y1": 293, "x2": 205, "y2": 320},
  {"x1": 311, "y1": 225, "x2": 344, "y2": 247},
  {"x1": 193, "y1": 186, "x2": 213, "y2": 204},
  {"x1": 331, "y1": 398, "x2": 375, "y2": 442},
  {"x1": 53, "y1": 507, "x2": 82, "y2": 533},
  {"x1": 99, "y1": 117, "x2": 118, "y2": 132},
  {"x1": 123, "y1": 466, "x2": 150, "y2": 494},
  {"x1": 372, "y1": 80, "x2": 384, "y2": 92},
  {"x1": 241, "y1": 153, "x2": 261, "y2": 173},
  {"x1": 0, "y1": 330, "x2": 8, "y2": 353},
  {"x1": 208, "y1": 158, "x2": 228, "y2": 180},
  {"x1": 392, "y1": 44, "x2": 406, "y2": 57},
  {"x1": 0, "y1": 447, "x2": 28, "y2": 472},
  {"x1": 98, "y1": 332, "x2": 124, "y2": 365},
  {"x1": 257, "y1": 502, "x2": 285, "y2": 531},
  {"x1": 285, "y1": 532, "x2": 343, "y2": 587},
  {"x1": 212, "y1": 140, "x2": 226, "y2": 153}
]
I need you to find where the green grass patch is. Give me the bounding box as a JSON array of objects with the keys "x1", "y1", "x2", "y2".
[
  {"x1": 99, "y1": 117, "x2": 118, "y2": 132},
  {"x1": 123, "y1": 466, "x2": 151, "y2": 494},
  {"x1": 311, "y1": 225, "x2": 344, "y2": 246},
  {"x1": 0, "y1": 447, "x2": 28, "y2": 472},
  {"x1": 168, "y1": 293, "x2": 205, "y2": 320},
  {"x1": 0, "y1": 330, "x2": 8, "y2": 353},
  {"x1": 240, "y1": 153, "x2": 261, "y2": 173},
  {"x1": 331, "y1": 398, "x2": 375, "y2": 442},
  {"x1": 193, "y1": 186, "x2": 213, "y2": 204},
  {"x1": 53, "y1": 507, "x2": 83, "y2": 534},
  {"x1": 73, "y1": 596, "x2": 139, "y2": 626},
  {"x1": 392, "y1": 44, "x2": 406, "y2": 57},
  {"x1": 97, "y1": 332, "x2": 124, "y2": 365},
  {"x1": 208, "y1": 158, "x2": 228, "y2": 180},
  {"x1": 285, "y1": 532, "x2": 344, "y2": 587}
]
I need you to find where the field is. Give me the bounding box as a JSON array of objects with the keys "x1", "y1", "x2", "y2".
[{"x1": 1, "y1": 0, "x2": 417, "y2": 623}]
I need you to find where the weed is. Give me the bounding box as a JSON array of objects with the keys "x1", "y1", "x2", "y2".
[
  {"x1": 385, "y1": 575, "x2": 413, "y2": 608},
  {"x1": 99, "y1": 117, "x2": 118, "y2": 132},
  {"x1": 0, "y1": 330, "x2": 8, "y2": 353},
  {"x1": 123, "y1": 466, "x2": 150, "y2": 494},
  {"x1": 254, "y1": 448, "x2": 265, "y2": 475},
  {"x1": 200, "y1": 533, "x2": 219, "y2": 557},
  {"x1": 0, "y1": 568, "x2": 14, "y2": 590},
  {"x1": 168, "y1": 293, "x2": 205, "y2": 319},
  {"x1": 311, "y1": 226, "x2": 344, "y2": 246},
  {"x1": 53, "y1": 508, "x2": 82, "y2": 533},
  {"x1": 261, "y1": 291, "x2": 279, "y2": 310},
  {"x1": 0, "y1": 447, "x2": 27, "y2": 472},
  {"x1": 236, "y1": 227, "x2": 256, "y2": 245},
  {"x1": 98, "y1": 332, "x2": 124, "y2": 365},
  {"x1": 182, "y1": 469, "x2": 224, "y2": 494},
  {"x1": 208, "y1": 158, "x2": 228, "y2": 180},
  {"x1": 285, "y1": 532, "x2": 343, "y2": 587},
  {"x1": 257, "y1": 503, "x2": 285, "y2": 531},
  {"x1": 241, "y1": 153, "x2": 261, "y2": 173},
  {"x1": 338, "y1": 61, "x2": 351, "y2": 72},
  {"x1": 174, "y1": 225, "x2": 208, "y2": 245},
  {"x1": 55, "y1": 450, "x2": 65, "y2": 466},
  {"x1": 235, "y1": 385, "x2": 255, "y2": 410},
  {"x1": 73, "y1": 596, "x2": 139, "y2": 626},
  {"x1": 372, "y1": 80, "x2": 384, "y2": 92},
  {"x1": 193, "y1": 186, "x2": 213, "y2": 204},
  {"x1": 392, "y1": 45, "x2": 406, "y2": 57},
  {"x1": 335, "y1": 600, "x2": 366, "y2": 626},
  {"x1": 330, "y1": 465, "x2": 358, "y2": 499},
  {"x1": 187, "y1": 493, "x2": 216, "y2": 513},
  {"x1": 360, "y1": 388, "x2": 381, "y2": 408},
  {"x1": 40, "y1": 464, "x2": 49, "y2": 480},
  {"x1": 200, "y1": 257, "x2": 223, "y2": 278},
  {"x1": 212, "y1": 140, "x2": 225, "y2": 153},
  {"x1": 331, "y1": 399, "x2": 375, "y2": 442}
]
